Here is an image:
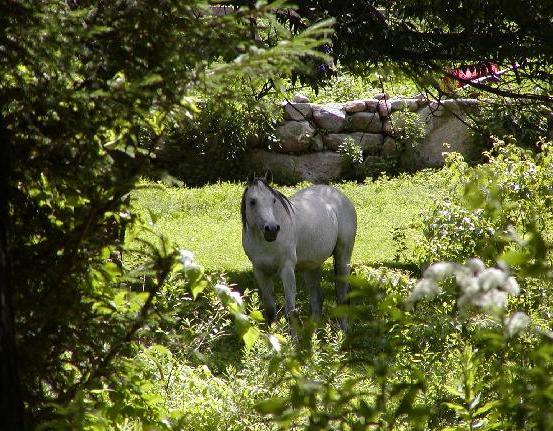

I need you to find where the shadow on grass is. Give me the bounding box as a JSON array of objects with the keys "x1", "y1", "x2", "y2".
[
  {"x1": 220, "y1": 259, "x2": 422, "y2": 331},
  {"x1": 205, "y1": 259, "x2": 423, "y2": 371},
  {"x1": 354, "y1": 260, "x2": 422, "y2": 277}
]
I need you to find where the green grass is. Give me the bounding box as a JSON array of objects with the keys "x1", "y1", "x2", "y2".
[
  {"x1": 123, "y1": 149, "x2": 553, "y2": 431},
  {"x1": 132, "y1": 170, "x2": 447, "y2": 275}
]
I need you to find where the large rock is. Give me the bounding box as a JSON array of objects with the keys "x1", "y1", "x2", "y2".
[
  {"x1": 441, "y1": 99, "x2": 479, "y2": 111},
  {"x1": 282, "y1": 102, "x2": 313, "y2": 121},
  {"x1": 400, "y1": 102, "x2": 480, "y2": 169},
  {"x1": 382, "y1": 118, "x2": 393, "y2": 134},
  {"x1": 390, "y1": 99, "x2": 420, "y2": 112},
  {"x1": 364, "y1": 99, "x2": 379, "y2": 112},
  {"x1": 349, "y1": 112, "x2": 383, "y2": 133},
  {"x1": 275, "y1": 121, "x2": 315, "y2": 153},
  {"x1": 374, "y1": 92, "x2": 389, "y2": 100},
  {"x1": 324, "y1": 132, "x2": 383, "y2": 154},
  {"x1": 377, "y1": 100, "x2": 392, "y2": 117},
  {"x1": 292, "y1": 93, "x2": 310, "y2": 103},
  {"x1": 248, "y1": 149, "x2": 347, "y2": 184},
  {"x1": 416, "y1": 95, "x2": 429, "y2": 108},
  {"x1": 312, "y1": 104, "x2": 346, "y2": 132},
  {"x1": 344, "y1": 100, "x2": 367, "y2": 113}
]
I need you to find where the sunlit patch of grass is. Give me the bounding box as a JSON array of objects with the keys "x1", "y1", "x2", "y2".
[{"x1": 130, "y1": 170, "x2": 447, "y2": 277}]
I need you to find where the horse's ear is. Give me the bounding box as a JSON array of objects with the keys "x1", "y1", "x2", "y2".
[
  {"x1": 247, "y1": 172, "x2": 256, "y2": 184},
  {"x1": 264, "y1": 169, "x2": 273, "y2": 184}
]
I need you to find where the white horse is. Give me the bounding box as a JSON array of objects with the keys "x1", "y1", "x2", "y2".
[{"x1": 241, "y1": 171, "x2": 357, "y2": 332}]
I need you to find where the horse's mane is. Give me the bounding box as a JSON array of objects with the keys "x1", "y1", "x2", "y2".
[{"x1": 241, "y1": 178, "x2": 294, "y2": 228}]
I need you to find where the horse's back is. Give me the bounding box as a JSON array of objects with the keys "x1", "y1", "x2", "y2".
[
  {"x1": 291, "y1": 185, "x2": 356, "y2": 264},
  {"x1": 292, "y1": 185, "x2": 356, "y2": 226}
]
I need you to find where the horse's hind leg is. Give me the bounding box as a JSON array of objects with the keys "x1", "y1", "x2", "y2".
[
  {"x1": 303, "y1": 267, "x2": 323, "y2": 321},
  {"x1": 334, "y1": 242, "x2": 354, "y2": 333},
  {"x1": 253, "y1": 268, "x2": 276, "y2": 325}
]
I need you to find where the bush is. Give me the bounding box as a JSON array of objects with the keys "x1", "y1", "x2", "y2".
[
  {"x1": 416, "y1": 140, "x2": 553, "y2": 265},
  {"x1": 156, "y1": 99, "x2": 279, "y2": 185},
  {"x1": 473, "y1": 100, "x2": 551, "y2": 148},
  {"x1": 298, "y1": 67, "x2": 420, "y2": 103},
  {"x1": 394, "y1": 110, "x2": 426, "y2": 148}
]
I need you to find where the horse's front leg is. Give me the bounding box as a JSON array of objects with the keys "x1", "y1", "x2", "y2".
[
  {"x1": 253, "y1": 268, "x2": 276, "y2": 325},
  {"x1": 279, "y1": 262, "x2": 297, "y2": 335}
]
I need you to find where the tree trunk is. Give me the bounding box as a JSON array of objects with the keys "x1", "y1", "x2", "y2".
[{"x1": 0, "y1": 120, "x2": 25, "y2": 429}]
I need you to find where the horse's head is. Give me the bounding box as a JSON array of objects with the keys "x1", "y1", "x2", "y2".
[{"x1": 241, "y1": 171, "x2": 292, "y2": 242}]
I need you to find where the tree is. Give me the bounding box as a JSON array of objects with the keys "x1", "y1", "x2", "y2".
[
  {"x1": 0, "y1": 1, "x2": 329, "y2": 428},
  {"x1": 248, "y1": 0, "x2": 553, "y2": 103}
]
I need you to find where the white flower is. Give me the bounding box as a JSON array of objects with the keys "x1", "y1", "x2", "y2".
[
  {"x1": 504, "y1": 312, "x2": 531, "y2": 338},
  {"x1": 466, "y1": 258, "x2": 485, "y2": 275},
  {"x1": 423, "y1": 262, "x2": 457, "y2": 281},
  {"x1": 179, "y1": 249, "x2": 195, "y2": 267},
  {"x1": 214, "y1": 283, "x2": 244, "y2": 306},
  {"x1": 183, "y1": 262, "x2": 201, "y2": 275},
  {"x1": 268, "y1": 334, "x2": 281, "y2": 353},
  {"x1": 229, "y1": 290, "x2": 244, "y2": 306},
  {"x1": 214, "y1": 283, "x2": 231, "y2": 296},
  {"x1": 413, "y1": 261, "x2": 521, "y2": 314},
  {"x1": 503, "y1": 276, "x2": 520, "y2": 296},
  {"x1": 473, "y1": 289, "x2": 508, "y2": 310},
  {"x1": 408, "y1": 279, "x2": 441, "y2": 303},
  {"x1": 457, "y1": 274, "x2": 480, "y2": 297},
  {"x1": 234, "y1": 312, "x2": 249, "y2": 325},
  {"x1": 478, "y1": 268, "x2": 508, "y2": 292}
]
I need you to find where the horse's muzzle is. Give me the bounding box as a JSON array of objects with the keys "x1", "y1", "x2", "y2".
[
  {"x1": 263, "y1": 223, "x2": 280, "y2": 242},
  {"x1": 263, "y1": 230, "x2": 278, "y2": 242}
]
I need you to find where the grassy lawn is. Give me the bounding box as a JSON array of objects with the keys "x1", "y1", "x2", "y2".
[
  {"x1": 132, "y1": 170, "x2": 447, "y2": 275},
  {"x1": 126, "y1": 159, "x2": 553, "y2": 431}
]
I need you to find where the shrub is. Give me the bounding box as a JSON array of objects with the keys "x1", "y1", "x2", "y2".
[
  {"x1": 156, "y1": 99, "x2": 279, "y2": 185},
  {"x1": 298, "y1": 67, "x2": 420, "y2": 103},
  {"x1": 416, "y1": 140, "x2": 553, "y2": 265},
  {"x1": 473, "y1": 100, "x2": 551, "y2": 148},
  {"x1": 337, "y1": 136, "x2": 397, "y2": 180},
  {"x1": 394, "y1": 110, "x2": 426, "y2": 148}
]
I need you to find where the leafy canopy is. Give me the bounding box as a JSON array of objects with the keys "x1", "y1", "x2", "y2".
[{"x1": 0, "y1": 0, "x2": 330, "y2": 427}]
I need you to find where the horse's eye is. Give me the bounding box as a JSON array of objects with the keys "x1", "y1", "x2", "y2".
[
  {"x1": 273, "y1": 198, "x2": 276, "y2": 204},
  {"x1": 249, "y1": 199, "x2": 256, "y2": 206}
]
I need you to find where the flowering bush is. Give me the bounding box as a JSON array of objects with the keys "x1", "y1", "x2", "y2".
[
  {"x1": 419, "y1": 201, "x2": 498, "y2": 264},
  {"x1": 417, "y1": 140, "x2": 553, "y2": 265}
]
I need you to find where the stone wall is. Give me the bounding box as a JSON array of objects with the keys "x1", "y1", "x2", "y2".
[{"x1": 249, "y1": 93, "x2": 481, "y2": 183}]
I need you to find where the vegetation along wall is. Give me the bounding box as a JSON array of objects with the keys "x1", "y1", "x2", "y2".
[{"x1": 249, "y1": 93, "x2": 481, "y2": 183}]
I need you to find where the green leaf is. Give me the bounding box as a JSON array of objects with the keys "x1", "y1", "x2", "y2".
[
  {"x1": 255, "y1": 397, "x2": 288, "y2": 415},
  {"x1": 249, "y1": 309, "x2": 264, "y2": 322},
  {"x1": 190, "y1": 279, "x2": 207, "y2": 300},
  {"x1": 443, "y1": 402, "x2": 467, "y2": 413},
  {"x1": 88, "y1": 25, "x2": 112, "y2": 36},
  {"x1": 498, "y1": 249, "x2": 528, "y2": 266},
  {"x1": 140, "y1": 74, "x2": 163, "y2": 87},
  {"x1": 147, "y1": 344, "x2": 170, "y2": 356},
  {"x1": 474, "y1": 400, "x2": 499, "y2": 417},
  {"x1": 242, "y1": 326, "x2": 260, "y2": 352}
]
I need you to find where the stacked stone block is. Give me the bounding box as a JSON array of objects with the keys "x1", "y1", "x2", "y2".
[
  {"x1": 274, "y1": 93, "x2": 425, "y2": 160},
  {"x1": 249, "y1": 93, "x2": 480, "y2": 183}
]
